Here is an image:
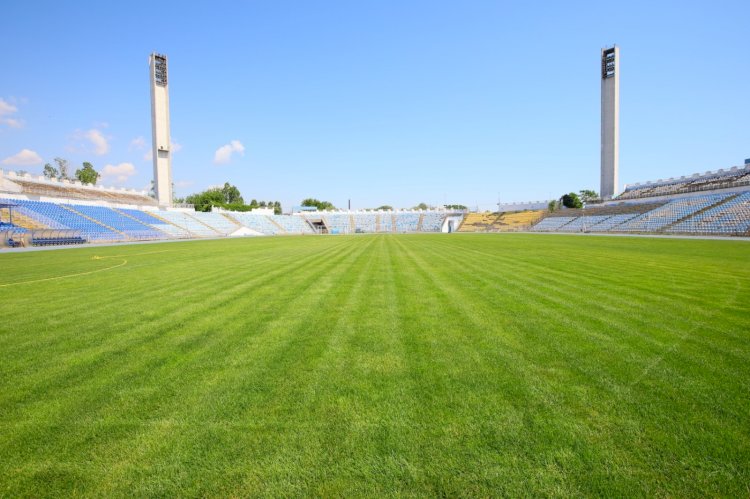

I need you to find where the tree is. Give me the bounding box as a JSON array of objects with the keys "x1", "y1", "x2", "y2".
[
  {"x1": 75, "y1": 162, "x2": 100, "y2": 185},
  {"x1": 221, "y1": 182, "x2": 243, "y2": 204},
  {"x1": 579, "y1": 189, "x2": 599, "y2": 204},
  {"x1": 548, "y1": 200, "x2": 557, "y2": 212},
  {"x1": 444, "y1": 204, "x2": 467, "y2": 210},
  {"x1": 273, "y1": 201, "x2": 282, "y2": 215},
  {"x1": 413, "y1": 202, "x2": 429, "y2": 210},
  {"x1": 43, "y1": 163, "x2": 59, "y2": 179},
  {"x1": 301, "y1": 198, "x2": 336, "y2": 210},
  {"x1": 375, "y1": 205, "x2": 393, "y2": 211},
  {"x1": 53, "y1": 157, "x2": 69, "y2": 180},
  {"x1": 185, "y1": 188, "x2": 225, "y2": 212},
  {"x1": 561, "y1": 192, "x2": 583, "y2": 209}
]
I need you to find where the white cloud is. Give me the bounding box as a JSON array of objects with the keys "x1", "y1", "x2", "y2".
[
  {"x1": 130, "y1": 136, "x2": 147, "y2": 150},
  {"x1": 101, "y1": 162, "x2": 137, "y2": 184},
  {"x1": 171, "y1": 141, "x2": 183, "y2": 153},
  {"x1": 1, "y1": 118, "x2": 23, "y2": 128},
  {"x1": 85, "y1": 129, "x2": 109, "y2": 155},
  {"x1": 70, "y1": 128, "x2": 110, "y2": 155},
  {"x1": 213, "y1": 140, "x2": 245, "y2": 165},
  {"x1": 0, "y1": 98, "x2": 17, "y2": 116},
  {"x1": 2, "y1": 149, "x2": 43, "y2": 166},
  {"x1": 0, "y1": 98, "x2": 23, "y2": 128}
]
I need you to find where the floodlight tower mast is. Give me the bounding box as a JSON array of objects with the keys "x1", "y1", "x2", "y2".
[
  {"x1": 600, "y1": 46, "x2": 619, "y2": 200},
  {"x1": 149, "y1": 53, "x2": 173, "y2": 206}
]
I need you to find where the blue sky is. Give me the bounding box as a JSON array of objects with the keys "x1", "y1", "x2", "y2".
[{"x1": 1, "y1": 0, "x2": 748, "y2": 211}]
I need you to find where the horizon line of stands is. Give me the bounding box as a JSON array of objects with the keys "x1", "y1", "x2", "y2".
[{"x1": 0, "y1": 197, "x2": 459, "y2": 246}]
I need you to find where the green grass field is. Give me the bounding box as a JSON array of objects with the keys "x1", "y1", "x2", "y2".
[{"x1": 1, "y1": 233, "x2": 749, "y2": 497}]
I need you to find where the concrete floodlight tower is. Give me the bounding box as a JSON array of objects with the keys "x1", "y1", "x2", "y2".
[
  {"x1": 600, "y1": 46, "x2": 619, "y2": 200},
  {"x1": 149, "y1": 53, "x2": 173, "y2": 206}
]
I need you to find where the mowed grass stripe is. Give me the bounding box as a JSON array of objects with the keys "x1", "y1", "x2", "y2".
[
  {"x1": 84, "y1": 237, "x2": 380, "y2": 496},
  {"x1": 0, "y1": 234, "x2": 748, "y2": 497},
  {"x1": 0, "y1": 238, "x2": 368, "y2": 480},
  {"x1": 392, "y1": 234, "x2": 750, "y2": 494},
  {"x1": 0, "y1": 237, "x2": 357, "y2": 414}
]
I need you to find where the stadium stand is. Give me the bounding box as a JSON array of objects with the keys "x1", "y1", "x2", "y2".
[
  {"x1": 394, "y1": 213, "x2": 420, "y2": 233},
  {"x1": 667, "y1": 192, "x2": 750, "y2": 235},
  {"x1": 271, "y1": 215, "x2": 315, "y2": 234},
  {"x1": 616, "y1": 193, "x2": 731, "y2": 232},
  {"x1": 458, "y1": 212, "x2": 496, "y2": 232},
  {"x1": 156, "y1": 211, "x2": 221, "y2": 237},
  {"x1": 618, "y1": 165, "x2": 750, "y2": 200},
  {"x1": 1, "y1": 171, "x2": 156, "y2": 206},
  {"x1": 556, "y1": 215, "x2": 612, "y2": 232},
  {"x1": 530, "y1": 217, "x2": 576, "y2": 232},
  {"x1": 227, "y1": 212, "x2": 283, "y2": 235},
  {"x1": 3, "y1": 199, "x2": 124, "y2": 241},
  {"x1": 117, "y1": 209, "x2": 189, "y2": 239},
  {"x1": 379, "y1": 213, "x2": 393, "y2": 233},
  {"x1": 321, "y1": 213, "x2": 351, "y2": 234},
  {"x1": 586, "y1": 213, "x2": 639, "y2": 231},
  {"x1": 420, "y1": 212, "x2": 444, "y2": 232},
  {"x1": 72, "y1": 204, "x2": 164, "y2": 240},
  {"x1": 458, "y1": 210, "x2": 543, "y2": 232},
  {"x1": 354, "y1": 213, "x2": 377, "y2": 233},
  {"x1": 190, "y1": 211, "x2": 241, "y2": 236}
]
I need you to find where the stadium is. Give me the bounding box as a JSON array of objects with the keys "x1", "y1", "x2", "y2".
[{"x1": 2, "y1": 8, "x2": 750, "y2": 498}]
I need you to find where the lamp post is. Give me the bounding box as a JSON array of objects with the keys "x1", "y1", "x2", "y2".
[{"x1": 582, "y1": 201, "x2": 586, "y2": 233}]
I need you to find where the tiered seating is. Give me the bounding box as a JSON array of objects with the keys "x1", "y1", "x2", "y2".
[
  {"x1": 587, "y1": 213, "x2": 639, "y2": 231},
  {"x1": 271, "y1": 215, "x2": 314, "y2": 234},
  {"x1": 7, "y1": 199, "x2": 122, "y2": 241},
  {"x1": 229, "y1": 213, "x2": 281, "y2": 235},
  {"x1": 10, "y1": 178, "x2": 157, "y2": 205},
  {"x1": 118, "y1": 209, "x2": 188, "y2": 239},
  {"x1": 668, "y1": 192, "x2": 750, "y2": 235},
  {"x1": 0, "y1": 222, "x2": 27, "y2": 233},
  {"x1": 458, "y1": 212, "x2": 497, "y2": 232},
  {"x1": 354, "y1": 214, "x2": 377, "y2": 233},
  {"x1": 323, "y1": 214, "x2": 351, "y2": 234},
  {"x1": 617, "y1": 193, "x2": 730, "y2": 232},
  {"x1": 530, "y1": 217, "x2": 575, "y2": 232},
  {"x1": 72, "y1": 204, "x2": 163, "y2": 240},
  {"x1": 190, "y1": 212, "x2": 240, "y2": 235},
  {"x1": 619, "y1": 166, "x2": 750, "y2": 200},
  {"x1": 556, "y1": 215, "x2": 611, "y2": 232},
  {"x1": 394, "y1": 213, "x2": 420, "y2": 233},
  {"x1": 420, "y1": 213, "x2": 444, "y2": 232},
  {"x1": 495, "y1": 211, "x2": 544, "y2": 231},
  {"x1": 118, "y1": 209, "x2": 162, "y2": 225},
  {"x1": 379, "y1": 213, "x2": 393, "y2": 233},
  {"x1": 157, "y1": 211, "x2": 220, "y2": 237}
]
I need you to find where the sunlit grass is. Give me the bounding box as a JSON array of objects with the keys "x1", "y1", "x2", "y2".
[{"x1": 0, "y1": 234, "x2": 748, "y2": 496}]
